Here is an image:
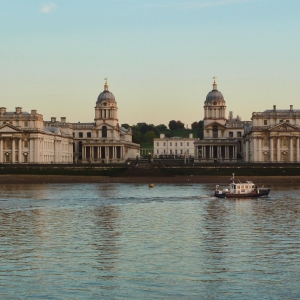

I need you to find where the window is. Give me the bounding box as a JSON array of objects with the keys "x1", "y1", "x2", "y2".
[
  {"x1": 187, "y1": 142, "x2": 189, "y2": 146},
  {"x1": 72, "y1": 133, "x2": 75, "y2": 137},
  {"x1": 175, "y1": 149, "x2": 177, "y2": 154},
  {"x1": 229, "y1": 132, "x2": 233, "y2": 138},
  {"x1": 24, "y1": 140, "x2": 28, "y2": 148},
  {"x1": 286, "y1": 120, "x2": 289, "y2": 123},
  {"x1": 263, "y1": 139, "x2": 269, "y2": 147},
  {"x1": 264, "y1": 120, "x2": 267, "y2": 125},
  {"x1": 181, "y1": 149, "x2": 183, "y2": 154},
  {"x1": 164, "y1": 143, "x2": 166, "y2": 146},
  {"x1": 102, "y1": 126, "x2": 107, "y2": 138},
  {"x1": 157, "y1": 150, "x2": 159, "y2": 154},
  {"x1": 213, "y1": 125, "x2": 218, "y2": 138},
  {"x1": 87, "y1": 132, "x2": 91, "y2": 138},
  {"x1": 175, "y1": 142, "x2": 177, "y2": 146},
  {"x1": 170, "y1": 142, "x2": 172, "y2": 146},
  {"x1": 237, "y1": 132, "x2": 241, "y2": 137},
  {"x1": 180, "y1": 142, "x2": 183, "y2": 146},
  {"x1": 157, "y1": 142, "x2": 159, "y2": 146},
  {"x1": 79, "y1": 132, "x2": 83, "y2": 138},
  {"x1": 282, "y1": 139, "x2": 287, "y2": 147},
  {"x1": 170, "y1": 150, "x2": 172, "y2": 154},
  {"x1": 24, "y1": 121, "x2": 28, "y2": 127}
]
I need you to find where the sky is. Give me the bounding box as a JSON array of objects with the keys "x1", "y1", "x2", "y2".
[{"x1": 1, "y1": 0, "x2": 300, "y2": 127}]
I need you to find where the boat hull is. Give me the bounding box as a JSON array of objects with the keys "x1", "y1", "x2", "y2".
[{"x1": 214, "y1": 188, "x2": 270, "y2": 199}]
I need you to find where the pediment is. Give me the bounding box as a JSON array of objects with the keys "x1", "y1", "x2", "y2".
[
  {"x1": 269, "y1": 122, "x2": 299, "y2": 132},
  {"x1": 95, "y1": 122, "x2": 114, "y2": 130},
  {"x1": 204, "y1": 122, "x2": 227, "y2": 130},
  {"x1": 0, "y1": 124, "x2": 21, "y2": 133}
]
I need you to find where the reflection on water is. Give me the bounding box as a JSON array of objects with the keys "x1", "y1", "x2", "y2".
[{"x1": 0, "y1": 183, "x2": 300, "y2": 299}]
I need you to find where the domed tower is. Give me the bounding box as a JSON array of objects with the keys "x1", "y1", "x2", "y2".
[
  {"x1": 203, "y1": 78, "x2": 226, "y2": 126},
  {"x1": 95, "y1": 79, "x2": 118, "y2": 127}
]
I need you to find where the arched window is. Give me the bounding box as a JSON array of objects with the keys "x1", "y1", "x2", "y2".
[
  {"x1": 213, "y1": 125, "x2": 218, "y2": 138},
  {"x1": 102, "y1": 126, "x2": 107, "y2": 138}
]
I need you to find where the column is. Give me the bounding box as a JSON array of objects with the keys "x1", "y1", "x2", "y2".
[
  {"x1": 258, "y1": 137, "x2": 262, "y2": 162},
  {"x1": 253, "y1": 137, "x2": 257, "y2": 162},
  {"x1": 29, "y1": 138, "x2": 34, "y2": 163},
  {"x1": 12, "y1": 138, "x2": 15, "y2": 163},
  {"x1": 270, "y1": 137, "x2": 273, "y2": 162},
  {"x1": 245, "y1": 140, "x2": 249, "y2": 162},
  {"x1": 290, "y1": 137, "x2": 293, "y2": 162},
  {"x1": 277, "y1": 137, "x2": 280, "y2": 162},
  {"x1": 0, "y1": 139, "x2": 2, "y2": 163},
  {"x1": 18, "y1": 138, "x2": 22, "y2": 163},
  {"x1": 297, "y1": 137, "x2": 299, "y2": 162}
]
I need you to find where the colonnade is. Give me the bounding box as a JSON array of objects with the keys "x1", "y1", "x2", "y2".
[
  {"x1": 82, "y1": 145, "x2": 124, "y2": 162},
  {"x1": 0, "y1": 136, "x2": 73, "y2": 163},
  {"x1": 0, "y1": 137, "x2": 23, "y2": 163},
  {"x1": 246, "y1": 136, "x2": 300, "y2": 162},
  {"x1": 197, "y1": 145, "x2": 237, "y2": 161}
]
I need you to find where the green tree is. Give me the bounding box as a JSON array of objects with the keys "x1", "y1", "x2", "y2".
[
  {"x1": 176, "y1": 120, "x2": 185, "y2": 129},
  {"x1": 168, "y1": 120, "x2": 177, "y2": 130},
  {"x1": 191, "y1": 121, "x2": 198, "y2": 130},
  {"x1": 156, "y1": 124, "x2": 167, "y2": 131}
]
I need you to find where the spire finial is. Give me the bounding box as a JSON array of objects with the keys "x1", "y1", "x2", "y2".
[
  {"x1": 104, "y1": 78, "x2": 109, "y2": 91},
  {"x1": 212, "y1": 77, "x2": 217, "y2": 90}
]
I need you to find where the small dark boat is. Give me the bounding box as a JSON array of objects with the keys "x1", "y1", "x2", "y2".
[{"x1": 214, "y1": 173, "x2": 270, "y2": 198}]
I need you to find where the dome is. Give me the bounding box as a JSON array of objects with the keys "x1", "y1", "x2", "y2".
[
  {"x1": 96, "y1": 80, "x2": 116, "y2": 104},
  {"x1": 205, "y1": 90, "x2": 224, "y2": 103},
  {"x1": 205, "y1": 79, "x2": 225, "y2": 103}
]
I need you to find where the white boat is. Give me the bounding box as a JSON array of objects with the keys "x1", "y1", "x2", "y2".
[{"x1": 214, "y1": 173, "x2": 270, "y2": 198}]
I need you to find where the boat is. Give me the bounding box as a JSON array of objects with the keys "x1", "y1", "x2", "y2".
[{"x1": 214, "y1": 173, "x2": 270, "y2": 198}]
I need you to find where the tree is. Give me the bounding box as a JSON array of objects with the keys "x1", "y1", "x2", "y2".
[
  {"x1": 168, "y1": 120, "x2": 177, "y2": 130},
  {"x1": 156, "y1": 124, "x2": 167, "y2": 131},
  {"x1": 197, "y1": 120, "x2": 204, "y2": 139},
  {"x1": 176, "y1": 120, "x2": 185, "y2": 129},
  {"x1": 191, "y1": 122, "x2": 198, "y2": 130},
  {"x1": 121, "y1": 123, "x2": 130, "y2": 129}
]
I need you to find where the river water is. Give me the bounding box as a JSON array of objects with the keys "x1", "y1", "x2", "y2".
[{"x1": 0, "y1": 183, "x2": 300, "y2": 299}]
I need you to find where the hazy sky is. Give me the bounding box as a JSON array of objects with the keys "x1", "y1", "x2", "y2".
[{"x1": 1, "y1": 0, "x2": 299, "y2": 127}]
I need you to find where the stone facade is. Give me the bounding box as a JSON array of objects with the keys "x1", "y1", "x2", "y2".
[
  {"x1": 153, "y1": 133, "x2": 197, "y2": 157},
  {"x1": 0, "y1": 107, "x2": 73, "y2": 164},
  {"x1": 244, "y1": 105, "x2": 300, "y2": 163},
  {"x1": 194, "y1": 79, "x2": 250, "y2": 163},
  {"x1": 45, "y1": 80, "x2": 140, "y2": 164}
]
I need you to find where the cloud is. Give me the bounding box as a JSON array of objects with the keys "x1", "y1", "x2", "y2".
[{"x1": 40, "y1": 3, "x2": 57, "y2": 14}]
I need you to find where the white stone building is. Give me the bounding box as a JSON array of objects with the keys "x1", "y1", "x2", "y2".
[
  {"x1": 244, "y1": 105, "x2": 300, "y2": 163},
  {"x1": 46, "y1": 80, "x2": 140, "y2": 163},
  {"x1": 154, "y1": 133, "x2": 196, "y2": 157},
  {"x1": 194, "y1": 79, "x2": 250, "y2": 162},
  {"x1": 0, "y1": 107, "x2": 73, "y2": 163}
]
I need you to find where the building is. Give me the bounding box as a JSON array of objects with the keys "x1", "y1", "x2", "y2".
[
  {"x1": 46, "y1": 79, "x2": 140, "y2": 164},
  {"x1": 0, "y1": 107, "x2": 73, "y2": 163},
  {"x1": 154, "y1": 133, "x2": 196, "y2": 157},
  {"x1": 194, "y1": 79, "x2": 250, "y2": 162},
  {"x1": 244, "y1": 105, "x2": 300, "y2": 163}
]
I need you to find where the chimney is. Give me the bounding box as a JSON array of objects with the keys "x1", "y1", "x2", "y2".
[
  {"x1": 51, "y1": 117, "x2": 56, "y2": 123},
  {"x1": 61, "y1": 117, "x2": 66, "y2": 123},
  {"x1": 290, "y1": 105, "x2": 293, "y2": 111},
  {"x1": 0, "y1": 107, "x2": 6, "y2": 114},
  {"x1": 229, "y1": 111, "x2": 233, "y2": 119},
  {"x1": 160, "y1": 133, "x2": 165, "y2": 139},
  {"x1": 31, "y1": 109, "x2": 37, "y2": 115},
  {"x1": 273, "y1": 105, "x2": 276, "y2": 111},
  {"x1": 189, "y1": 133, "x2": 193, "y2": 138},
  {"x1": 15, "y1": 107, "x2": 22, "y2": 114}
]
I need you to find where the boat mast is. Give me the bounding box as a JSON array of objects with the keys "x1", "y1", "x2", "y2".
[{"x1": 232, "y1": 173, "x2": 235, "y2": 183}]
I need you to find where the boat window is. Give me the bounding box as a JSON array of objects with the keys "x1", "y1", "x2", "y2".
[
  {"x1": 234, "y1": 185, "x2": 236, "y2": 189},
  {"x1": 237, "y1": 186, "x2": 240, "y2": 189},
  {"x1": 252, "y1": 185, "x2": 254, "y2": 188}
]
